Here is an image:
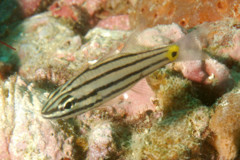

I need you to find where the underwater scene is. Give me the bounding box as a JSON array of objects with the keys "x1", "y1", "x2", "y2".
[{"x1": 0, "y1": 0, "x2": 240, "y2": 159}]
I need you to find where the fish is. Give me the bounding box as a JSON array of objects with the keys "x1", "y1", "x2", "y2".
[{"x1": 42, "y1": 25, "x2": 209, "y2": 119}]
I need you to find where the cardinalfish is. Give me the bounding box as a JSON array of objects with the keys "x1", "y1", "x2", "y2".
[{"x1": 42, "y1": 25, "x2": 209, "y2": 119}]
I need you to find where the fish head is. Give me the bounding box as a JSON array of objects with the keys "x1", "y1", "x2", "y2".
[{"x1": 41, "y1": 88, "x2": 79, "y2": 119}]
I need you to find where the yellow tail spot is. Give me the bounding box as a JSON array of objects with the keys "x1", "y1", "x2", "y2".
[{"x1": 166, "y1": 45, "x2": 179, "y2": 61}]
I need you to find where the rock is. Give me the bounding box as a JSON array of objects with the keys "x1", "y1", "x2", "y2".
[
  {"x1": 0, "y1": 75, "x2": 74, "y2": 159},
  {"x1": 130, "y1": 0, "x2": 240, "y2": 29},
  {"x1": 127, "y1": 107, "x2": 210, "y2": 160},
  {"x1": 82, "y1": 0, "x2": 108, "y2": 16},
  {"x1": 172, "y1": 58, "x2": 234, "y2": 94},
  {"x1": 3, "y1": 12, "x2": 130, "y2": 85},
  {"x1": 97, "y1": 15, "x2": 131, "y2": 30},
  {"x1": 205, "y1": 19, "x2": 240, "y2": 60},
  {"x1": 87, "y1": 121, "x2": 117, "y2": 160},
  {"x1": 49, "y1": 1, "x2": 81, "y2": 21},
  {"x1": 209, "y1": 89, "x2": 240, "y2": 160},
  {"x1": 147, "y1": 68, "x2": 201, "y2": 116},
  {"x1": 17, "y1": 0, "x2": 45, "y2": 17}
]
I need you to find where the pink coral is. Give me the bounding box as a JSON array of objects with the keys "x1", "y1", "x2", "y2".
[
  {"x1": 222, "y1": 31, "x2": 240, "y2": 61},
  {"x1": 174, "y1": 58, "x2": 232, "y2": 82},
  {"x1": 173, "y1": 58, "x2": 233, "y2": 94},
  {"x1": 206, "y1": 19, "x2": 240, "y2": 61},
  {"x1": 97, "y1": 15, "x2": 131, "y2": 30},
  {"x1": 0, "y1": 130, "x2": 11, "y2": 159},
  {"x1": 63, "y1": 0, "x2": 85, "y2": 5},
  {"x1": 87, "y1": 121, "x2": 117, "y2": 160},
  {"x1": 107, "y1": 78, "x2": 156, "y2": 119},
  {"x1": 82, "y1": 0, "x2": 107, "y2": 16},
  {"x1": 204, "y1": 59, "x2": 233, "y2": 91},
  {"x1": 17, "y1": 0, "x2": 42, "y2": 17},
  {"x1": 49, "y1": 0, "x2": 107, "y2": 20},
  {"x1": 173, "y1": 60, "x2": 207, "y2": 83},
  {"x1": 49, "y1": 1, "x2": 79, "y2": 21}
]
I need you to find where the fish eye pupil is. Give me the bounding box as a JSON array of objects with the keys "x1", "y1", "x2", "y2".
[
  {"x1": 172, "y1": 51, "x2": 177, "y2": 57},
  {"x1": 65, "y1": 102, "x2": 72, "y2": 109}
]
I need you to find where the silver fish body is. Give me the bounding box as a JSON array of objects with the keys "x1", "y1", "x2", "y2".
[{"x1": 41, "y1": 45, "x2": 179, "y2": 119}]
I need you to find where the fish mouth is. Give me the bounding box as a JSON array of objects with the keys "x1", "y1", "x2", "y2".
[
  {"x1": 41, "y1": 106, "x2": 69, "y2": 119},
  {"x1": 41, "y1": 113, "x2": 54, "y2": 119},
  {"x1": 41, "y1": 108, "x2": 53, "y2": 119},
  {"x1": 41, "y1": 112, "x2": 73, "y2": 120},
  {"x1": 41, "y1": 111, "x2": 62, "y2": 119},
  {"x1": 41, "y1": 103, "x2": 60, "y2": 118},
  {"x1": 41, "y1": 105, "x2": 55, "y2": 119}
]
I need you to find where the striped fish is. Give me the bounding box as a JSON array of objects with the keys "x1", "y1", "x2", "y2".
[
  {"x1": 42, "y1": 24, "x2": 209, "y2": 119},
  {"x1": 41, "y1": 45, "x2": 179, "y2": 119}
]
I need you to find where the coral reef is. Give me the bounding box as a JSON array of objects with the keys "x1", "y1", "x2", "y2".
[
  {"x1": 49, "y1": 0, "x2": 83, "y2": 21},
  {"x1": 96, "y1": 15, "x2": 131, "y2": 30},
  {"x1": 17, "y1": 0, "x2": 52, "y2": 17},
  {"x1": 130, "y1": 0, "x2": 240, "y2": 29},
  {"x1": 0, "y1": 75, "x2": 75, "y2": 159},
  {"x1": 2, "y1": 0, "x2": 240, "y2": 158},
  {"x1": 99, "y1": 78, "x2": 156, "y2": 120},
  {"x1": 82, "y1": 0, "x2": 108, "y2": 16},
  {"x1": 48, "y1": 0, "x2": 107, "y2": 31},
  {"x1": 209, "y1": 89, "x2": 240, "y2": 160},
  {"x1": 11, "y1": 12, "x2": 84, "y2": 85},
  {"x1": 206, "y1": 19, "x2": 240, "y2": 62},
  {"x1": 1, "y1": 12, "x2": 129, "y2": 85},
  {"x1": 147, "y1": 68, "x2": 201, "y2": 116},
  {"x1": 172, "y1": 58, "x2": 234, "y2": 96},
  {"x1": 127, "y1": 107, "x2": 210, "y2": 160},
  {"x1": 87, "y1": 121, "x2": 117, "y2": 160}
]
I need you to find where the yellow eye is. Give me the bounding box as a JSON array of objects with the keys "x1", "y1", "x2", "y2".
[{"x1": 166, "y1": 44, "x2": 179, "y2": 61}]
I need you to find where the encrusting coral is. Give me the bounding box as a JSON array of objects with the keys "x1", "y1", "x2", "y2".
[
  {"x1": 130, "y1": 0, "x2": 240, "y2": 29},
  {"x1": 209, "y1": 89, "x2": 240, "y2": 160},
  {"x1": 87, "y1": 121, "x2": 117, "y2": 160},
  {"x1": 147, "y1": 68, "x2": 201, "y2": 116},
  {"x1": 0, "y1": 75, "x2": 76, "y2": 159},
  {"x1": 127, "y1": 107, "x2": 210, "y2": 160}
]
